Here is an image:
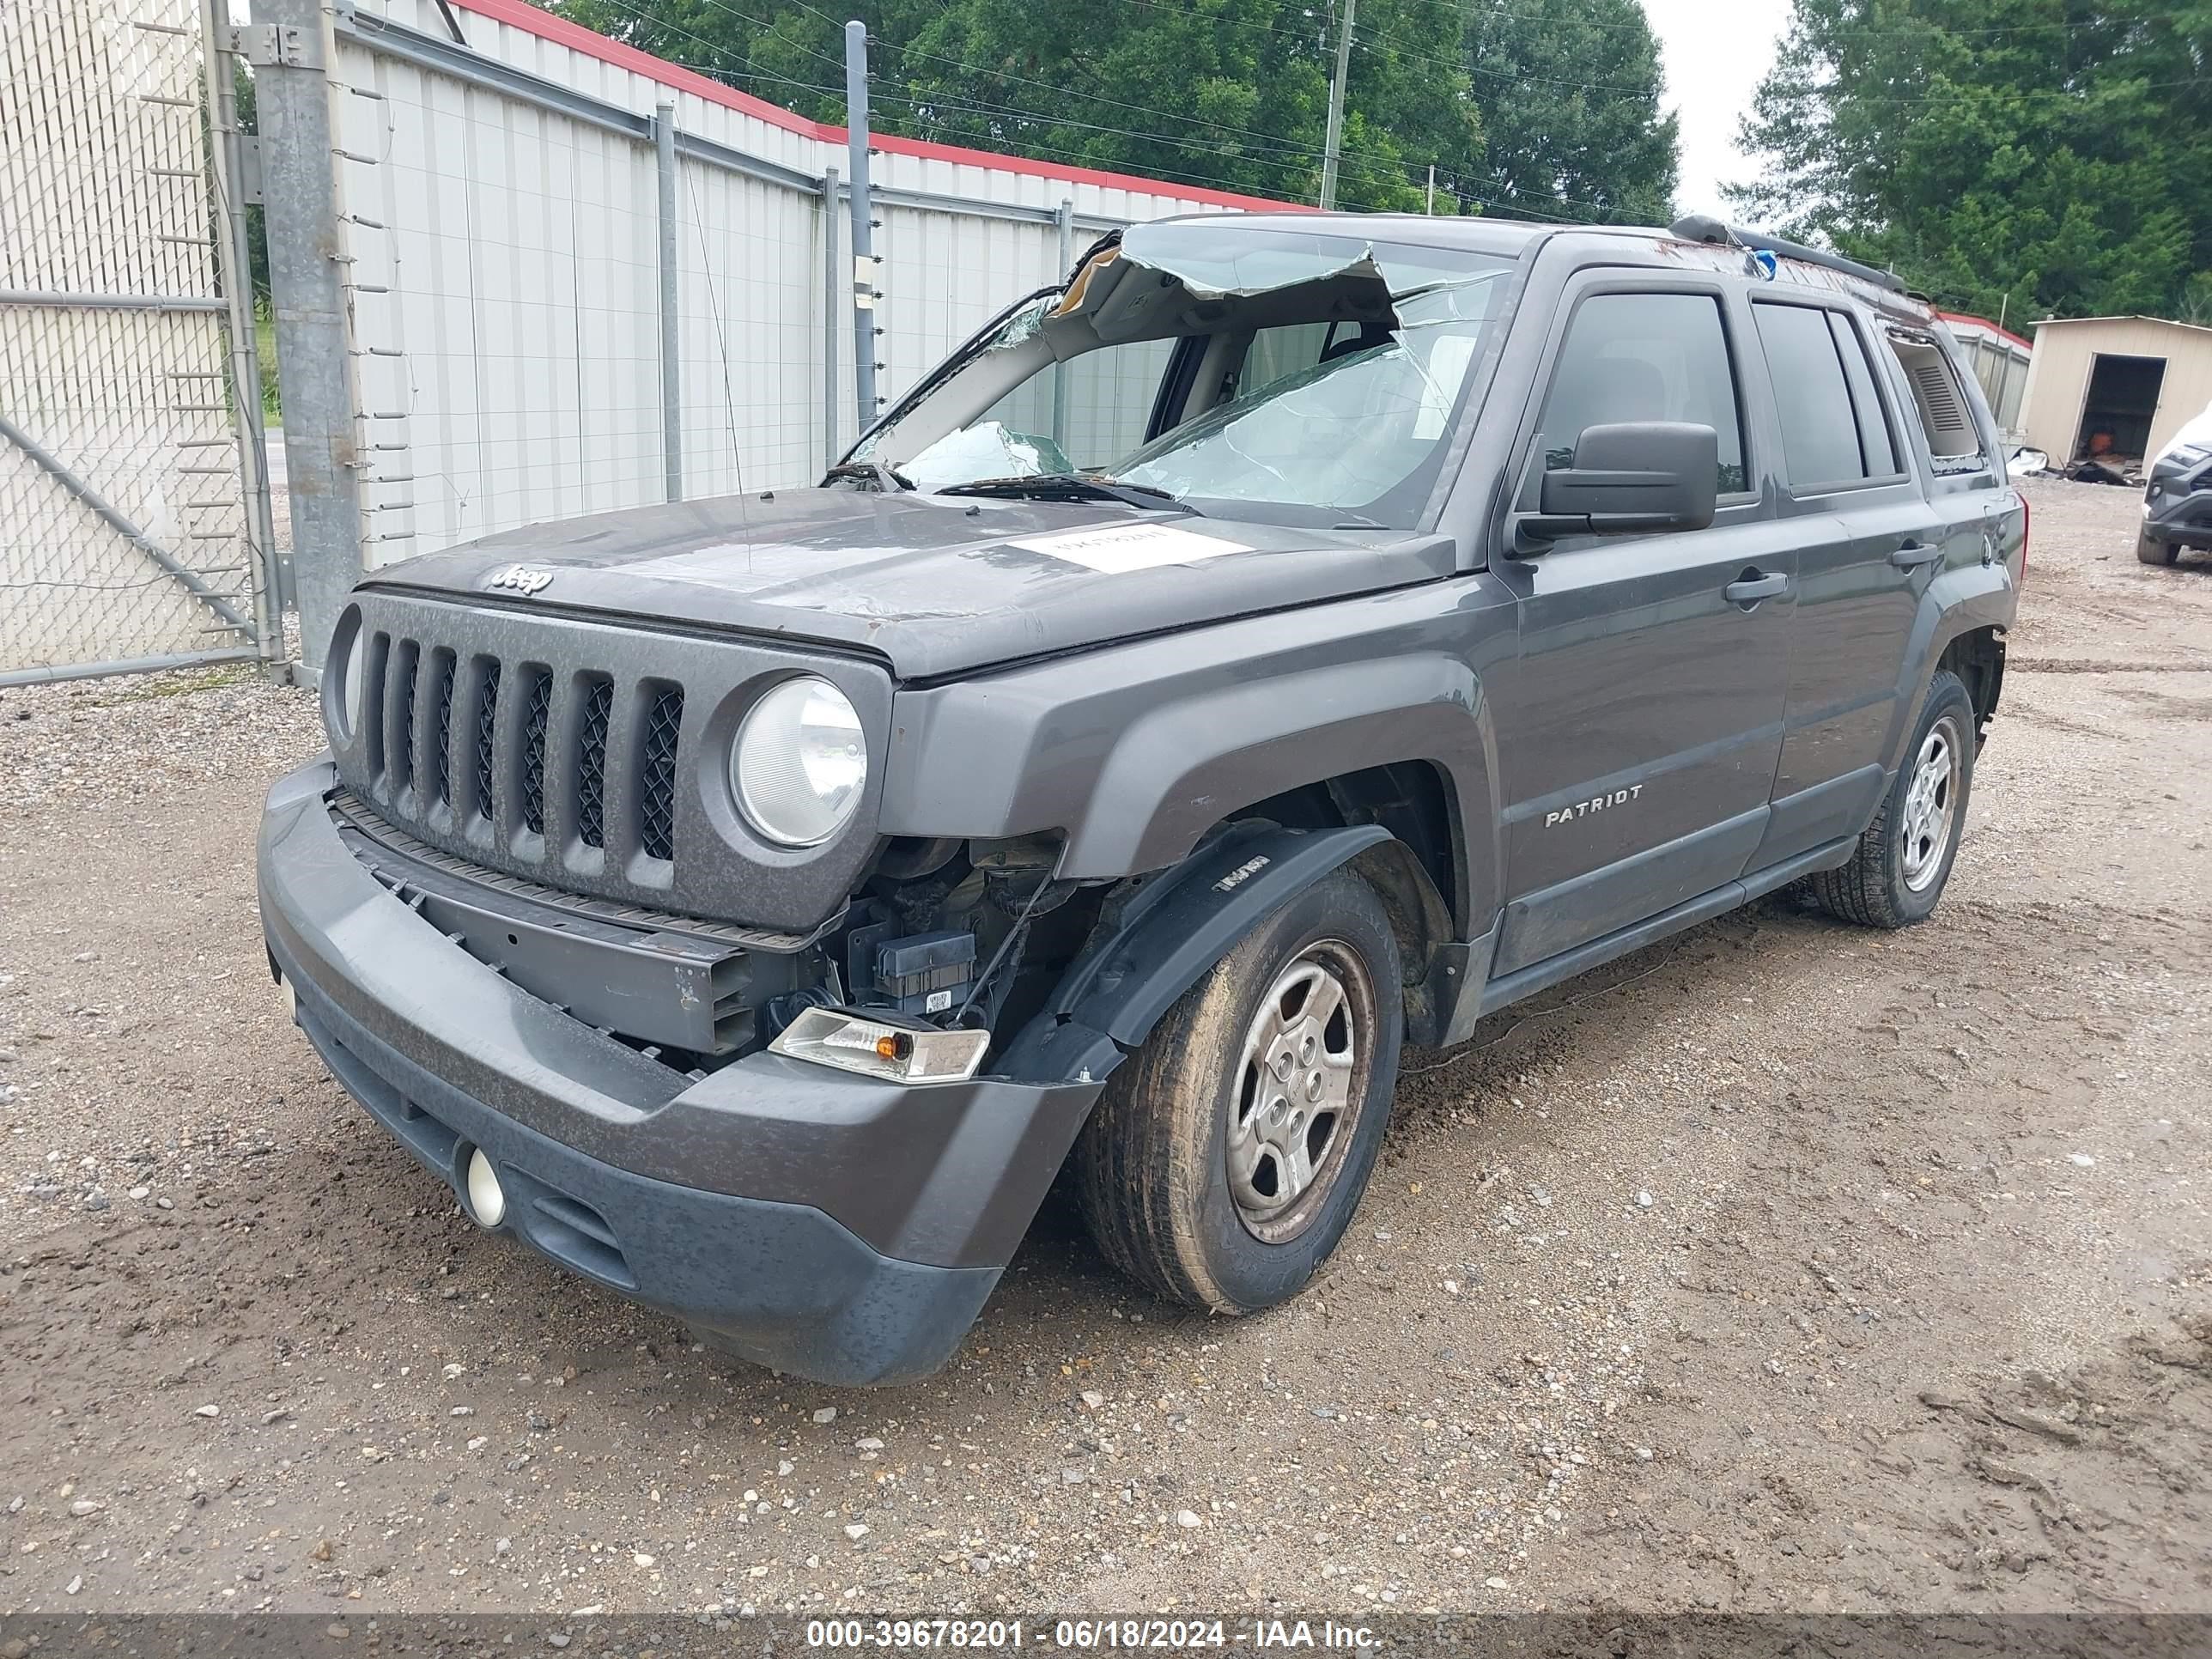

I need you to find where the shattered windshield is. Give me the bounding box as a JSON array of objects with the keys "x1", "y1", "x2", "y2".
[{"x1": 852, "y1": 230, "x2": 1512, "y2": 529}]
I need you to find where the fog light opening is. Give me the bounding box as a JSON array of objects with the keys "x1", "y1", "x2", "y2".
[{"x1": 464, "y1": 1147, "x2": 506, "y2": 1229}]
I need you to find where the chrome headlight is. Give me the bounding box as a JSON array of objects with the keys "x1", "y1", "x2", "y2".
[{"x1": 730, "y1": 676, "x2": 867, "y2": 846}]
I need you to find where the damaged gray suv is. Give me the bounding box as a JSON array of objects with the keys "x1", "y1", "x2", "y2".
[{"x1": 258, "y1": 214, "x2": 2025, "y2": 1383}]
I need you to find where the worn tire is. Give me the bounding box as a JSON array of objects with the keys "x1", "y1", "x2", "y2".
[
  {"x1": 2136, "y1": 528, "x2": 2180, "y2": 565},
  {"x1": 1806, "y1": 670, "x2": 1976, "y2": 930},
  {"x1": 1073, "y1": 868, "x2": 1403, "y2": 1314}
]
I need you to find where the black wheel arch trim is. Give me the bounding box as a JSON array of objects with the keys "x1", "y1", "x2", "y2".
[{"x1": 997, "y1": 822, "x2": 1392, "y2": 1085}]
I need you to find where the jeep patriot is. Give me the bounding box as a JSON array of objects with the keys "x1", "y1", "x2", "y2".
[{"x1": 258, "y1": 214, "x2": 2024, "y2": 1383}]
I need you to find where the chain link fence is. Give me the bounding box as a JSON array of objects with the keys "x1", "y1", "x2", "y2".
[{"x1": 0, "y1": 0, "x2": 278, "y2": 685}]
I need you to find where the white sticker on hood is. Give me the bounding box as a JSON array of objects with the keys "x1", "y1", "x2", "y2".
[{"x1": 1010, "y1": 523, "x2": 1246, "y2": 574}]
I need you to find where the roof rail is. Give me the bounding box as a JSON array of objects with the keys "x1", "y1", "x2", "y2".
[{"x1": 1668, "y1": 215, "x2": 1905, "y2": 295}]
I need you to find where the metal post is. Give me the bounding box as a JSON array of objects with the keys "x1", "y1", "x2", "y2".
[
  {"x1": 844, "y1": 20, "x2": 878, "y2": 434},
  {"x1": 250, "y1": 0, "x2": 362, "y2": 679},
  {"x1": 1051, "y1": 199, "x2": 1073, "y2": 452},
  {"x1": 654, "y1": 101, "x2": 682, "y2": 503},
  {"x1": 821, "y1": 166, "x2": 841, "y2": 470},
  {"x1": 1319, "y1": 0, "x2": 1356, "y2": 210},
  {"x1": 201, "y1": 0, "x2": 284, "y2": 673}
]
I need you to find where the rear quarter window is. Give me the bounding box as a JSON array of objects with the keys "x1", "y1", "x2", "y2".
[{"x1": 1887, "y1": 332, "x2": 1990, "y2": 475}]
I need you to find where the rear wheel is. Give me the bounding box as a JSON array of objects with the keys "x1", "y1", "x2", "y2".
[
  {"x1": 2137, "y1": 527, "x2": 2180, "y2": 565},
  {"x1": 1806, "y1": 670, "x2": 1976, "y2": 929},
  {"x1": 1073, "y1": 869, "x2": 1402, "y2": 1313}
]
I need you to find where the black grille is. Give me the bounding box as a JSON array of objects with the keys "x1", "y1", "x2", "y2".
[
  {"x1": 429, "y1": 651, "x2": 456, "y2": 808},
  {"x1": 576, "y1": 677, "x2": 613, "y2": 850},
  {"x1": 358, "y1": 631, "x2": 695, "y2": 880},
  {"x1": 639, "y1": 688, "x2": 683, "y2": 863},
  {"x1": 520, "y1": 671, "x2": 552, "y2": 836},
  {"x1": 473, "y1": 659, "x2": 501, "y2": 817},
  {"x1": 391, "y1": 641, "x2": 418, "y2": 790}
]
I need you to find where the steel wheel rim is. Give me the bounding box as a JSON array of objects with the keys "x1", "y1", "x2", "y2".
[
  {"x1": 1226, "y1": 939, "x2": 1374, "y2": 1243},
  {"x1": 1899, "y1": 716, "x2": 1962, "y2": 893}
]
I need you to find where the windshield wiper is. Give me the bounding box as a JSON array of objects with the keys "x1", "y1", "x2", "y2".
[{"x1": 937, "y1": 473, "x2": 1199, "y2": 514}]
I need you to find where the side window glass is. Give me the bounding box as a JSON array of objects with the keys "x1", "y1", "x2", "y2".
[
  {"x1": 1751, "y1": 302, "x2": 1865, "y2": 489},
  {"x1": 1827, "y1": 312, "x2": 1899, "y2": 477},
  {"x1": 1528, "y1": 291, "x2": 1747, "y2": 501},
  {"x1": 1885, "y1": 333, "x2": 1990, "y2": 476}
]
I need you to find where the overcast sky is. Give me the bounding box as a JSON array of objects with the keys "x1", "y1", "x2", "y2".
[{"x1": 1640, "y1": 0, "x2": 1791, "y2": 217}]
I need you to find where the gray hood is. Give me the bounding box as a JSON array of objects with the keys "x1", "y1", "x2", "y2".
[{"x1": 362, "y1": 489, "x2": 1453, "y2": 680}]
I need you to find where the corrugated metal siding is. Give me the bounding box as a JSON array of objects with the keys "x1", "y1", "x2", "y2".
[
  {"x1": 872, "y1": 201, "x2": 1063, "y2": 404},
  {"x1": 677, "y1": 155, "x2": 823, "y2": 498},
  {"x1": 337, "y1": 0, "x2": 1250, "y2": 568},
  {"x1": 337, "y1": 30, "x2": 670, "y2": 563},
  {"x1": 2021, "y1": 318, "x2": 2212, "y2": 462}
]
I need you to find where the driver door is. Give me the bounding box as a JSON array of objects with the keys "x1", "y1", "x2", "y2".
[{"x1": 1484, "y1": 278, "x2": 1798, "y2": 977}]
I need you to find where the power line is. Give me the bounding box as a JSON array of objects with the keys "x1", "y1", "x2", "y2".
[
  {"x1": 579, "y1": 0, "x2": 1624, "y2": 218},
  {"x1": 1372, "y1": 20, "x2": 2205, "y2": 108},
  {"x1": 757, "y1": 0, "x2": 1353, "y2": 151},
  {"x1": 619, "y1": 0, "x2": 1495, "y2": 192},
  {"x1": 1455, "y1": 0, "x2": 2192, "y2": 40},
  {"x1": 583, "y1": 0, "x2": 866, "y2": 101},
  {"x1": 862, "y1": 83, "x2": 1606, "y2": 219}
]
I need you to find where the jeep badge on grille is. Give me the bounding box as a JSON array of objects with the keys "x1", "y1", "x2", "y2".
[{"x1": 487, "y1": 563, "x2": 555, "y2": 596}]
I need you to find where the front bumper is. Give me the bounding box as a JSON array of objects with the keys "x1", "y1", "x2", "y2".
[
  {"x1": 257, "y1": 757, "x2": 1102, "y2": 1385},
  {"x1": 2144, "y1": 486, "x2": 2212, "y2": 547},
  {"x1": 2144, "y1": 449, "x2": 2212, "y2": 548}
]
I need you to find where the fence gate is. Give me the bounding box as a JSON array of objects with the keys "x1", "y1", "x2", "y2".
[{"x1": 0, "y1": 0, "x2": 280, "y2": 686}]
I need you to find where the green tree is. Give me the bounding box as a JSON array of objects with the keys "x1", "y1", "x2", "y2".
[
  {"x1": 562, "y1": 0, "x2": 1479, "y2": 210},
  {"x1": 1728, "y1": 1, "x2": 2212, "y2": 321},
  {"x1": 1462, "y1": 0, "x2": 1679, "y2": 222},
  {"x1": 556, "y1": 0, "x2": 1680, "y2": 221}
]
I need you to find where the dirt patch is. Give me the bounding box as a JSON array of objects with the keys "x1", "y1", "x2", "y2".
[{"x1": 0, "y1": 478, "x2": 2205, "y2": 1618}]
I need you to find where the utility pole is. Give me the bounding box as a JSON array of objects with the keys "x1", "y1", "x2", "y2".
[
  {"x1": 250, "y1": 0, "x2": 362, "y2": 678},
  {"x1": 844, "y1": 20, "x2": 880, "y2": 434},
  {"x1": 1319, "y1": 0, "x2": 1356, "y2": 210},
  {"x1": 1425, "y1": 163, "x2": 1435, "y2": 215}
]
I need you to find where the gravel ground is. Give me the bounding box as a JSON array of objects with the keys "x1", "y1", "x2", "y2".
[{"x1": 0, "y1": 478, "x2": 2206, "y2": 1619}]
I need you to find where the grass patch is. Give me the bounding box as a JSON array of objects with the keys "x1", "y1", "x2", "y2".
[
  {"x1": 255, "y1": 305, "x2": 281, "y2": 422},
  {"x1": 103, "y1": 663, "x2": 261, "y2": 703}
]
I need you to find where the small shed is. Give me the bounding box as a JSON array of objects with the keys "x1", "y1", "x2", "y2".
[{"x1": 2017, "y1": 314, "x2": 2212, "y2": 466}]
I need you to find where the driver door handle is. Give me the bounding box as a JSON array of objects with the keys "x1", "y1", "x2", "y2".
[
  {"x1": 1724, "y1": 571, "x2": 1789, "y2": 605},
  {"x1": 1889, "y1": 540, "x2": 1944, "y2": 569}
]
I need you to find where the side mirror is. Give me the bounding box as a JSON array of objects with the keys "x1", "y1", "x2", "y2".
[{"x1": 1514, "y1": 422, "x2": 1720, "y2": 553}]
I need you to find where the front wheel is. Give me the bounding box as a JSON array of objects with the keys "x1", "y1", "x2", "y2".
[
  {"x1": 1806, "y1": 670, "x2": 1976, "y2": 929},
  {"x1": 1073, "y1": 868, "x2": 1402, "y2": 1313},
  {"x1": 2137, "y1": 527, "x2": 2180, "y2": 565}
]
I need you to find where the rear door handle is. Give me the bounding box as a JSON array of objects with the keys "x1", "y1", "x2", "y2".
[
  {"x1": 1724, "y1": 572, "x2": 1789, "y2": 605},
  {"x1": 1889, "y1": 541, "x2": 1944, "y2": 569}
]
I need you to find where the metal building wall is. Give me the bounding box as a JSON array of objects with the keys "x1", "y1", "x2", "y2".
[
  {"x1": 335, "y1": 19, "x2": 675, "y2": 564},
  {"x1": 323, "y1": 0, "x2": 1252, "y2": 574}
]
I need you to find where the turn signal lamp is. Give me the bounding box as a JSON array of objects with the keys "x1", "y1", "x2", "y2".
[{"x1": 768, "y1": 1007, "x2": 988, "y2": 1084}]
